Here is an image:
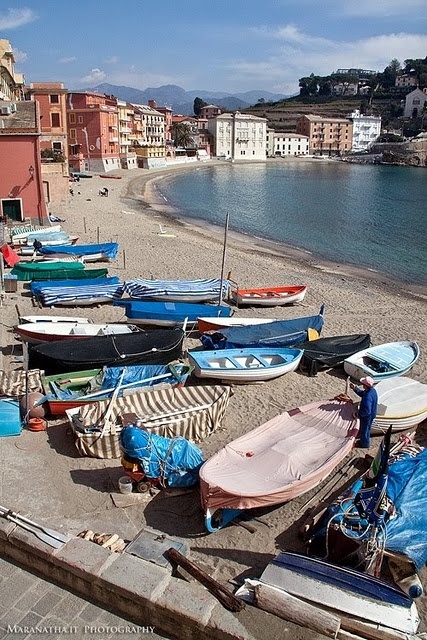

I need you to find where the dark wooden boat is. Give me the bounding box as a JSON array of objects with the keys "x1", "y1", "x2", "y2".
[
  {"x1": 298, "y1": 333, "x2": 371, "y2": 376},
  {"x1": 28, "y1": 328, "x2": 184, "y2": 375}
]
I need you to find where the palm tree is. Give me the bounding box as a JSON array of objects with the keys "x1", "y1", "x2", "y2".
[{"x1": 170, "y1": 122, "x2": 194, "y2": 148}]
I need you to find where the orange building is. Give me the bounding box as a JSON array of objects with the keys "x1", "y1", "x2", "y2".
[
  {"x1": 296, "y1": 114, "x2": 353, "y2": 156},
  {"x1": 0, "y1": 101, "x2": 48, "y2": 223},
  {"x1": 66, "y1": 91, "x2": 120, "y2": 173}
]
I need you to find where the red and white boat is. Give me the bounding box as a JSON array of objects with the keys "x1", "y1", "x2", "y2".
[
  {"x1": 230, "y1": 284, "x2": 307, "y2": 307},
  {"x1": 14, "y1": 321, "x2": 140, "y2": 345},
  {"x1": 197, "y1": 316, "x2": 275, "y2": 334}
]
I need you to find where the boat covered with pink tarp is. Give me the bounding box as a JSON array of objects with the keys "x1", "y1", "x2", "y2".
[{"x1": 199, "y1": 397, "x2": 358, "y2": 532}]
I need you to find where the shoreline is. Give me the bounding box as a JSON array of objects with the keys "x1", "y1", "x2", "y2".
[{"x1": 124, "y1": 163, "x2": 427, "y2": 302}]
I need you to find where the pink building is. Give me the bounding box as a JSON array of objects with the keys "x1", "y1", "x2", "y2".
[
  {"x1": 25, "y1": 82, "x2": 70, "y2": 206},
  {"x1": 67, "y1": 91, "x2": 120, "y2": 173},
  {"x1": 0, "y1": 100, "x2": 48, "y2": 223}
]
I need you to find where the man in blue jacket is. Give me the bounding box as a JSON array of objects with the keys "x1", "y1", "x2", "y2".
[{"x1": 350, "y1": 376, "x2": 378, "y2": 449}]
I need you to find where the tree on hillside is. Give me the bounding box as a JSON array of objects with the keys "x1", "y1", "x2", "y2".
[
  {"x1": 380, "y1": 59, "x2": 401, "y2": 88},
  {"x1": 299, "y1": 73, "x2": 320, "y2": 97},
  {"x1": 170, "y1": 122, "x2": 194, "y2": 148},
  {"x1": 193, "y1": 97, "x2": 208, "y2": 116}
]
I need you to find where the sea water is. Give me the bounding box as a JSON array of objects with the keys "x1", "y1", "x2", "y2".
[{"x1": 157, "y1": 161, "x2": 427, "y2": 288}]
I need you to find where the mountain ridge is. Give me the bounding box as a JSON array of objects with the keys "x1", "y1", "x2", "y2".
[{"x1": 82, "y1": 82, "x2": 290, "y2": 115}]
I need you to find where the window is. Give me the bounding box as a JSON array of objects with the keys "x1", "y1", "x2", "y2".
[
  {"x1": 78, "y1": 116, "x2": 83, "y2": 123},
  {"x1": 50, "y1": 94, "x2": 59, "y2": 104},
  {"x1": 51, "y1": 113, "x2": 60, "y2": 127},
  {"x1": 52, "y1": 142, "x2": 62, "y2": 152},
  {"x1": 70, "y1": 128, "x2": 76, "y2": 140},
  {"x1": 69, "y1": 113, "x2": 76, "y2": 124}
]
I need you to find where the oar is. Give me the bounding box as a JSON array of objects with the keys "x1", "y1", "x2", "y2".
[
  {"x1": 100, "y1": 369, "x2": 126, "y2": 437},
  {"x1": 0, "y1": 506, "x2": 70, "y2": 548}
]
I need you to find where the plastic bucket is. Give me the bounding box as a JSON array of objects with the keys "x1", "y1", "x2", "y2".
[{"x1": 118, "y1": 476, "x2": 133, "y2": 494}]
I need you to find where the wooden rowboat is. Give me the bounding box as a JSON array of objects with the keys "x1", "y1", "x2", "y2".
[
  {"x1": 343, "y1": 340, "x2": 420, "y2": 382},
  {"x1": 230, "y1": 284, "x2": 307, "y2": 307},
  {"x1": 188, "y1": 347, "x2": 303, "y2": 383},
  {"x1": 14, "y1": 321, "x2": 140, "y2": 345},
  {"x1": 197, "y1": 316, "x2": 274, "y2": 334}
]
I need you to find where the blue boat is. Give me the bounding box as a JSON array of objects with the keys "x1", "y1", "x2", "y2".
[
  {"x1": 114, "y1": 299, "x2": 232, "y2": 327},
  {"x1": 39, "y1": 242, "x2": 119, "y2": 262},
  {"x1": 200, "y1": 304, "x2": 325, "y2": 349}
]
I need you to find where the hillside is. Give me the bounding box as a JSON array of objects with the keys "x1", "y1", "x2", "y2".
[{"x1": 244, "y1": 94, "x2": 402, "y2": 132}]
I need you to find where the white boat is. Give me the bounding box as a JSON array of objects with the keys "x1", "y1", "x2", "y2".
[
  {"x1": 343, "y1": 340, "x2": 420, "y2": 382},
  {"x1": 197, "y1": 316, "x2": 275, "y2": 333},
  {"x1": 18, "y1": 315, "x2": 92, "y2": 325},
  {"x1": 236, "y1": 551, "x2": 419, "y2": 635},
  {"x1": 371, "y1": 377, "x2": 427, "y2": 434},
  {"x1": 14, "y1": 322, "x2": 141, "y2": 345},
  {"x1": 230, "y1": 284, "x2": 307, "y2": 307},
  {"x1": 188, "y1": 347, "x2": 303, "y2": 383},
  {"x1": 10, "y1": 224, "x2": 62, "y2": 241}
]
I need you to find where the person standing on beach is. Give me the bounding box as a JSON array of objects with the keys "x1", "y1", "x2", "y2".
[{"x1": 350, "y1": 376, "x2": 378, "y2": 449}]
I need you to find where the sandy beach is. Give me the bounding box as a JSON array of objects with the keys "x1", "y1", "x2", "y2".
[{"x1": 2, "y1": 163, "x2": 427, "y2": 639}]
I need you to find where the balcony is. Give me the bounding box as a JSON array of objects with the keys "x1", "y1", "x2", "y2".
[{"x1": 109, "y1": 137, "x2": 119, "y2": 143}]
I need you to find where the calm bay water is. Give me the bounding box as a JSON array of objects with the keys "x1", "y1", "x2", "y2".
[{"x1": 158, "y1": 161, "x2": 427, "y2": 287}]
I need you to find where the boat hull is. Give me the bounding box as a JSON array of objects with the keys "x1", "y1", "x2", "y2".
[
  {"x1": 14, "y1": 322, "x2": 139, "y2": 345},
  {"x1": 28, "y1": 328, "x2": 184, "y2": 375},
  {"x1": 231, "y1": 285, "x2": 307, "y2": 307},
  {"x1": 197, "y1": 316, "x2": 274, "y2": 333},
  {"x1": 115, "y1": 300, "x2": 232, "y2": 328},
  {"x1": 343, "y1": 340, "x2": 420, "y2": 382},
  {"x1": 252, "y1": 551, "x2": 419, "y2": 634},
  {"x1": 188, "y1": 347, "x2": 303, "y2": 383},
  {"x1": 200, "y1": 398, "x2": 357, "y2": 531}
]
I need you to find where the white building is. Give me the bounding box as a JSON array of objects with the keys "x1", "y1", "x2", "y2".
[
  {"x1": 348, "y1": 109, "x2": 381, "y2": 152},
  {"x1": 272, "y1": 132, "x2": 310, "y2": 157},
  {"x1": 207, "y1": 111, "x2": 267, "y2": 161},
  {"x1": 403, "y1": 87, "x2": 427, "y2": 118}
]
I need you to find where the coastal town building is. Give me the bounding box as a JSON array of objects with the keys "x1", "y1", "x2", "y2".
[
  {"x1": 395, "y1": 74, "x2": 418, "y2": 89},
  {"x1": 348, "y1": 109, "x2": 381, "y2": 153},
  {"x1": 207, "y1": 111, "x2": 267, "y2": 161},
  {"x1": 296, "y1": 114, "x2": 353, "y2": 156},
  {"x1": 403, "y1": 87, "x2": 427, "y2": 118},
  {"x1": 24, "y1": 82, "x2": 70, "y2": 206},
  {"x1": 0, "y1": 39, "x2": 25, "y2": 102},
  {"x1": 66, "y1": 91, "x2": 120, "y2": 173},
  {"x1": 0, "y1": 100, "x2": 48, "y2": 223},
  {"x1": 200, "y1": 104, "x2": 223, "y2": 119},
  {"x1": 130, "y1": 103, "x2": 166, "y2": 168},
  {"x1": 117, "y1": 100, "x2": 138, "y2": 170},
  {"x1": 272, "y1": 132, "x2": 310, "y2": 157}
]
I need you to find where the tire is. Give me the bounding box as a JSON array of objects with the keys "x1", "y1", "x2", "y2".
[{"x1": 136, "y1": 481, "x2": 150, "y2": 493}]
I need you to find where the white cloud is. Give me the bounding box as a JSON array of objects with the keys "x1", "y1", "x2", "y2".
[
  {"x1": 227, "y1": 25, "x2": 427, "y2": 94},
  {"x1": 59, "y1": 56, "x2": 77, "y2": 64},
  {"x1": 0, "y1": 7, "x2": 37, "y2": 29},
  {"x1": 105, "y1": 56, "x2": 119, "y2": 64},
  {"x1": 81, "y1": 68, "x2": 106, "y2": 84}
]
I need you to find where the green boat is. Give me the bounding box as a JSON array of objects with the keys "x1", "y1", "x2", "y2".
[{"x1": 11, "y1": 261, "x2": 108, "y2": 281}]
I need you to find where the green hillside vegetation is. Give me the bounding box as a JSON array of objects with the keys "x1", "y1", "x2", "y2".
[{"x1": 244, "y1": 57, "x2": 427, "y2": 135}]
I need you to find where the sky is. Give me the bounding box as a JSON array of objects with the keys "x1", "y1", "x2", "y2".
[{"x1": 1, "y1": 1, "x2": 427, "y2": 97}]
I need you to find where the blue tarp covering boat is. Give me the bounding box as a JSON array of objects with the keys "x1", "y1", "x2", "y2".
[
  {"x1": 201, "y1": 304, "x2": 325, "y2": 349},
  {"x1": 36, "y1": 282, "x2": 123, "y2": 307},
  {"x1": 114, "y1": 299, "x2": 232, "y2": 327},
  {"x1": 306, "y1": 429, "x2": 427, "y2": 590},
  {"x1": 120, "y1": 426, "x2": 204, "y2": 488},
  {"x1": 39, "y1": 242, "x2": 119, "y2": 260},
  {"x1": 31, "y1": 276, "x2": 120, "y2": 296},
  {"x1": 119, "y1": 278, "x2": 230, "y2": 302}
]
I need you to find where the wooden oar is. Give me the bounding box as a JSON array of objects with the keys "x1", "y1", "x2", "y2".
[
  {"x1": 100, "y1": 369, "x2": 126, "y2": 436},
  {"x1": 0, "y1": 505, "x2": 70, "y2": 548}
]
